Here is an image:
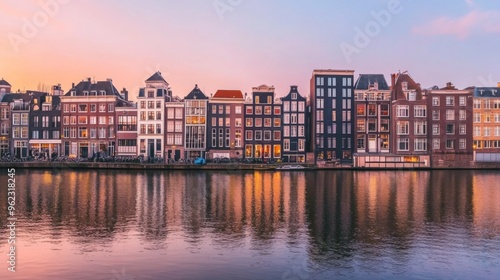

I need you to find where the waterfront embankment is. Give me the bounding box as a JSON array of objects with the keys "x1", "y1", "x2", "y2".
[{"x1": 2, "y1": 162, "x2": 500, "y2": 170}]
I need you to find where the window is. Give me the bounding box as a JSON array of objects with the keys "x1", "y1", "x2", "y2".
[
  {"x1": 397, "y1": 138, "x2": 409, "y2": 151},
  {"x1": 459, "y1": 96, "x2": 466, "y2": 106},
  {"x1": 283, "y1": 139, "x2": 291, "y2": 151},
  {"x1": 70, "y1": 104, "x2": 77, "y2": 112},
  {"x1": 99, "y1": 104, "x2": 106, "y2": 112},
  {"x1": 414, "y1": 105, "x2": 426, "y2": 117},
  {"x1": 79, "y1": 104, "x2": 87, "y2": 112},
  {"x1": 90, "y1": 116, "x2": 97, "y2": 125},
  {"x1": 396, "y1": 105, "x2": 409, "y2": 117},
  {"x1": 264, "y1": 106, "x2": 272, "y2": 115},
  {"x1": 274, "y1": 106, "x2": 281, "y2": 115},
  {"x1": 473, "y1": 99, "x2": 481, "y2": 109},
  {"x1": 380, "y1": 119, "x2": 389, "y2": 132},
  {"x1": 246, "y1": 106, "x2": 253, "y2": 115},
  {"x1": 21, "y1": 114, "x2": 28, "y2": 125},
  {"x1": 274, "y1": 118, "x2": 281, "y2": 127},
  {"x1": 459, "y1": 139, "x2": 466, "y2": 149},
  {"x1": 414, "y1": 121, "x2": 427, "y2": 135},
  {"x1": 380, "y1": 104, "x2": 389, "y2": 116},
  {"x1": 459, "y1": 110, "x2": 466, "y2": 120},
  {"x1": 446, "y1": 110, "x2": 455, "y2": 120},
  {"x1": 397, "y1": 121, "x2": 409, "y2": 135},
  {"x1": 273, "y1": 131, "x2": 281, "y2": 141},
  {"x1": 446, "y1": 139, "x2": 454, "y2": 149},
  {"x1": 78, "y1": 127, "x2": 87, "y2": 138},
  {"x1": 264, "y1": 131, "x2": 271, "y2": 141},
  {"x1": 357, "y1": 120, "x2": 365, "y2": 132},
  {"x1": 415, "y1": 138, "x2": 427, "y2": 151},
  {"x1": 235, "y1": 106, "x2": 242, "y2": 114},
  {"x1": 255, "y1": 106, "x2": 262, "y2": 115},
  {"x1": 368, "y1": 119, "x2": 377, "y2": 132},
  {"x1": 432, "y1": 97, "x2": 440, "y2": 106},
  {"x1": 459, "y1": 124, "x2": 466, "y2": 135},
  {"x1": 246, "y1": 118, "x2": 253, "y2": 127},
  {"x1": 474, "y1": 113, "x2": 481, "y2": 123},
  {"x1": 433, "y1": 124, "x2": 440, "y2": 135},
  {"x1": 78, "y1": 116, "x2": 87, "y2": 124},
  {"x1": 254, "y1": 130, "x2": 262, "y2": 141},
  {"x1": 255, "y1": 118, "x2": 262, "y2": 127},
  {"x1": 446, "y1": 96, "x2": 455, "y2": 106},
  {"x1": 446, "y1": 124, "x2": 455, "y2": 134},
  {"x1": 368, "y1": 104, "x2": 377, "y2": 116},
  {"x1": 432, "y1": 110, "x2": 440, "y2": 120},
  {"x1": 245, "y1": 131, "x2": 253, "y2": 140},
  {"x1": 357, "y1": 104, "x2": 365, "y2": 116},
  {"x1": 433, "y1": 139, "x2": 440, "y2": 150}
]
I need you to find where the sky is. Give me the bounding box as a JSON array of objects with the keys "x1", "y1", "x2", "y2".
[{"x1": 1, "y1": 0, "x2": 500, "y2": 101}]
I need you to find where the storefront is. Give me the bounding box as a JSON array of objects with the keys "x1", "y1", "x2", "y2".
[{"x1": 29, "y1": 140, "x2": 61, "y2": 159}]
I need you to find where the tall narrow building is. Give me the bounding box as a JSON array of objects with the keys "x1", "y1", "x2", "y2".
[
  {"x1": 207, "y1": 90, "x2": 245, "y2": 159},
  {"x1": 244, "y1": 85, "x2": 282, "y2": 160},
  {"x1": 390, "y1": 72, "x2": 430, "y2": 167},
  {"x1": 310, "y1": 70, "x2": 355, "y2": 164},
  {"x1": 137, "y1": 72, "x2": 170, "y2": 159},
  {"x1": 184, "y1": 84, "x2": 208, "y2": 159},
  {"x1": 281, "y1": 85, "x2": 307, "y2": 163},
  {"x1": 427, "y1": 82, "x2": 473, "y2": 167}
]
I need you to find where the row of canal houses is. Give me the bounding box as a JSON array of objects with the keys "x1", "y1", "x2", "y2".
[{"x1": 1, "y1": 70, "x2": 500, "y2": 167}]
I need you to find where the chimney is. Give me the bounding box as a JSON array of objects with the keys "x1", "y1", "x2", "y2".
[
  {"x1": 87, "y1": 77, "x2": 91, "y2": 82},
  {"x1": 391, "y1": 73, "x2": 396, "y2": 89},
  {"x1": 72, "y1": 82, "x2": 75, "y2": 89},
  {"x1": 107, "y1": 78, "x2": 113, "y2": 83},
  {"x1": 497, "y1": 82, "x2": 500, "y2": 88},
  {"x1": 120, "y1": 88, "x2": 128, "y2": 101}
]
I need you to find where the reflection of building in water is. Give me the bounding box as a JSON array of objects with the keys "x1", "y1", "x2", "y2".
[
  {"x1": 472, "y1": 173, "x2": 500, "y2": 235},
  {"x1": 17, "y1": 170, "x2": 137, "y2": 245},
  {"x1": 135, "y1": 171, "x2": 167, "y2": 240}
]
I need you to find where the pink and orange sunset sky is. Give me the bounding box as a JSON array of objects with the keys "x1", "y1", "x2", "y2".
[{"x1": 1, "y1": 0, "x2": 500, "y2": 100}]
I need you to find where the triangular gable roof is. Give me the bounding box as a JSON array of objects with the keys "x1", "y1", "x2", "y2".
[
  {"x1": 185, "y1": 84, "x2": 208, "y2": 100},
  {"x1": 145, "y1": 71, "x2": 167, "y2": 83}
]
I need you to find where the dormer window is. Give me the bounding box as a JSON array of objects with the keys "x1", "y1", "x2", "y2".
[
  {"x1": 100, "y1": 90, "x2": 106, "y2": 95},
  {"x1": 83, "y1": 91, "x2": 89, "y2": 96},
  {"x1": 407, "y1": 91, "x2": 416, "y2": 101},
  {"x1": 292, "y1": 92, "x2": 297, "y2": 100},
  {"x1": 402, "y1": 82, "x2": 408, "y2": 91},
  {"x1": 71, "y1": 91, "x2": 76, "y2": 96}
]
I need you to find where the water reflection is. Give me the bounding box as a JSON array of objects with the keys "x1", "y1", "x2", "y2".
[{"x1": 0, "y1": 170, "x2": 499, "y2": 279}]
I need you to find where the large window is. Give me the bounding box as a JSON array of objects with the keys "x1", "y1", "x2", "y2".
[
  {"x1": 397, "y1": 121, "x2": 409, "y2": 135},
  {"x1": 446, "y1": 110, "x2": 455, "y2": 120},
  {"x1": 414, "y1": 121, "x2": 427, "y2": 135},
  {"x1": 414, "y1": 105, "x2": 426, "y2": 117},
  {"x1": 414, "y1": 138, "x2": 427, "y2": 151},
  {"x1": 397, "y1": 138, "x2": 409, "y2": 151},
  {"x1": 396, "y1": 105, "x2": 409, "y2": 117}
]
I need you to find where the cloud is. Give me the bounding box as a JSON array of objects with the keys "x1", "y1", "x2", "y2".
[{"x1": 412, "y1": 10, "x2": 500, "y2": 39}]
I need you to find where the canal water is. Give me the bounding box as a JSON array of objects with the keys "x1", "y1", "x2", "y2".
[{"x1": 1, "y1": 169, "x2": 500, "y2": 279}]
